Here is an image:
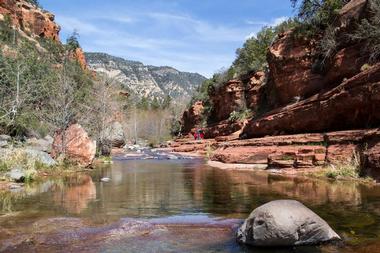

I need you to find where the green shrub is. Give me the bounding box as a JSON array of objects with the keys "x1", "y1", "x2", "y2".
[
  {"x1": 228, "y1": 109, "x2": 253, "y2": 122},
  {"x1": 324, "y1": 153, "x2": 361, "y2": 179},
  {"x1": 350, "y1": 0, "x2": 380, "y2": 63},
  {"x1": 291, "y1": 0, "x2": 348, "y2": 28},
  {"x1": 233, "y1": 26, "x2": 277, "y2": 77}
]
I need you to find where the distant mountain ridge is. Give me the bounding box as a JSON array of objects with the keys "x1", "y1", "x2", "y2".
[{"x1": 85, "y1": 52, "x2": 206, "y2": 100}]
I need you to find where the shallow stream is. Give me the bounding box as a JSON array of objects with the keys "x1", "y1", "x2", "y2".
[{"x1": 1, "y1": 158, "x2": 380, "y2": 252}]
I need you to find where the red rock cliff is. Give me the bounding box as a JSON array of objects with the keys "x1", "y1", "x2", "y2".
[
  {"x1": 0, "y1": 0, "x2": 60, "y2": 41},
  {"x1": 181, "y1": 101, "x2": 204, "y2": 134}
]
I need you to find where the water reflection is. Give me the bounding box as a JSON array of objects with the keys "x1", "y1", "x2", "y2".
[
  {"x1": 1, "y1": 159, "x2": 380, "y2": 252},
  {"x1": 52, "y1": 175, "x2": 96, "y2": 214}
]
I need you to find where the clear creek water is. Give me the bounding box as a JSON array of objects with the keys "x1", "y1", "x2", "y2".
[{"x1": 1, "y1": 158, "x2": 380, "y2": 252}]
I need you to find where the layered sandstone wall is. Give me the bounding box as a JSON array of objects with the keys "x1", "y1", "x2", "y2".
[{"x1": 178, "y1": 0, "x2": 380, "y2": 180}]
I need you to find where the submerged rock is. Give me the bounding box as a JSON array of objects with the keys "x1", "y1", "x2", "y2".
[{"x1": 237, "y1": 200, "x2": 341, "y2": 246}]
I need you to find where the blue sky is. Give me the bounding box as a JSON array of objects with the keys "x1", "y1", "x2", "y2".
[{"x1": 39, "y1": 0, "x2": 294, "y2": 77}]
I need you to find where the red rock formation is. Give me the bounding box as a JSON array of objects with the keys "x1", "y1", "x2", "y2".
[
  {"x1": 209, "y1": 80, "x2": 246, "y2": 122},
  {"x1": 267, "y1": 0, "x2": 368, "y2": 107},
  {"x1": 0, "y1": 0, "x2": 60, "y2": 41},
  {"x1": 211, "y1": 129, "x2": 379, "y2": 171},
  {"x1": 242, "y1": 63, "x2": 380, "y2": 138},
  {"x1": 245, "y1": 71, "x2": 265, "y2": 110},
  {"x1": 181, "y1": 101, "x2": 204, "y2": 134},
  {"x1": 51, "y1": 124, "x2": 96, "y2": 167},
  {"x1": 74, "y1": 47, "x2": 87, "y2": 70},
  {"x1": 176, "y1": 0, "x2": 380, "y2": 179},
  {"x1": 203, "y1": 120, "x2": 243, "y2": 139}
]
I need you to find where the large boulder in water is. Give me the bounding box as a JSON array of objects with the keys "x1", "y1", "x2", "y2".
[
  {"x1": 237, "y1": 200, "x2": 341, "y2": 246},
  {"x1": 51, "y1": 124, "x2": 96, "y2": 167}
]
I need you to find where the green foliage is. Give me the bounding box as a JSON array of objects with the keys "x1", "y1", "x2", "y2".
[
  {"x1": 233, "y1": 27, "x2": 277, "y2": 76},
  {"x1": 150, "y1": 97, "x2": 161, "y2": 110},
  {"x1": 185, "y1": 18, "x2": 298, "y2": 126},
  {"x1": 228, "y1": 109, "x2": 253, "y2": 122},
  {"x1": 0, "y1": 24, "x2": 94, "y2": 138},
  {"x1": 291, "y1": 0, "x2": 348, "y2": 28},
  {"x1": 350, "y1": 0, "x2": 380, "y2": 63},
  {"x1": 324, "y1": 153, "x2": 361, "y2": 179},
  {"x1": 66, "y1": 31, "x2": 81, "y2": 51},
  {"x1": 0, "y1": 16, "x2": 13, "y2": 44}
]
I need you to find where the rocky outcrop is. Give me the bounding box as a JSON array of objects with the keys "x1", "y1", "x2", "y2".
[
  {"x1": 267, "y1": 0, "x2": 368, "y2": 107},
  {"x1": 0, "y1": 0, "x2": 60, "y2": 41},
  {"x1": 237, "y1": 200, "x2": 341, "y2": 246},
  {"x1": 211, "y1": 129, "x2": 379, "y2": 171},
  {"x1": 74, "y1": 48, "x2": 87, "y2": 70},
  {"x1": 209, "y1": 80, "x2": 246, "y2": 122},
  {"x1": 181, "y1": 101, "x2": 204, "y2": 134},
  {"x1": 51, "y1": 124, "x2": 96, "y2": 167},
  {"x1": 245, "y1": 71, "x2": 266, "y2": 110},
  {"x1": 203, "y1": 120, "x2": 244, "y2": 139},
  {"x1": 242, "y1": 63, "x2": 380, "y2": 138}
]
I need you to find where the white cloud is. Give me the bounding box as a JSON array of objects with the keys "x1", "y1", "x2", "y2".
[
  {"x1": 55, "y1": 11, "x2": 285, "y2": 77},
  {"x1": 244, "y1": 16, "x2": 289, "y2": 39},
  {"x1": 56, "y1": 16, "x2": 99, "y2": 34},
  {"x1": 246, "y1": 16, "x2": 289, "y2": 28},
  {"x1": 272, "y1": 16, "x2": 288, "y2": 26},
  {"x1": 147, "y1": 11, "x2": 252, "y2": 42}
]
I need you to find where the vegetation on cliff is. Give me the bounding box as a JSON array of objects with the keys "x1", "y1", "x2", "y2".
[{"x1": 185, "y1": 0, "x2": 380, "y2": 131}]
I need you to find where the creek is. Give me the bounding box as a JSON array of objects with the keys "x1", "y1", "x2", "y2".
[{"x1": 1, "y1": 157, "x2": 380, "y2": 252}]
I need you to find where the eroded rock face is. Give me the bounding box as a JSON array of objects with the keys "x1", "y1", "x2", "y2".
[
  {"x1": 237, "y1": 200, "x2": 341, "y2": 246},
  {"x1": 209, "y1": 80, "x2": 246, "y2": 123},
  {"x1": 245, "y1": 71, "x2": 266, "y2": 111},
  {"x1": 51, "y1": 124, "x2": 96, "y2": 167},
  {"x1": 267, "y1": 0, "x2": 368, "y2": 108},
  {"x1": 0, "y1": 0, "x2": 60, "y2": 41},
  {"x1": 181, "y1": 101, "x2": 204, "y2": 134},
  {"x1": 242, "y1": 63, "x2": 380, "y2": 138}
]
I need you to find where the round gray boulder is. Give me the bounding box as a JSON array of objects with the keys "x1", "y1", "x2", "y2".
[
  {"x1": 237, "y1": 200, "x2": 341, "y2": 247},
  {"x1": 102, "y1": 122, "x2": 126, "y2": 148}
]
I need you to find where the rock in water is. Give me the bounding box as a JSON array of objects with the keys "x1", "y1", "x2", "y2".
[
  {"x1": 237, "y1": 200, "x2": 341, "y2": 246},
  {"x1": 51, "y1": 124, "x2": 96, "y2": 167}
]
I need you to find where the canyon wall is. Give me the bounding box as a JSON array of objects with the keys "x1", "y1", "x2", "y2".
[{"x1": 179, "y1": 0, "x2": 380, "y2": 180}]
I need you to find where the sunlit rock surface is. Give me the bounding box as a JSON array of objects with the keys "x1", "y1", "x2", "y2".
[{"x1": 237, "y1": 200, "x2": 341, "y2": 246}]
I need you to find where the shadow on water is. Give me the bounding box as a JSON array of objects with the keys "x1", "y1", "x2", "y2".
[{"x1": 1, "y1": 159, "x2": 380, "y2": 252}]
